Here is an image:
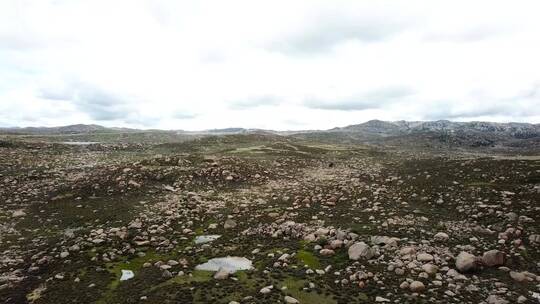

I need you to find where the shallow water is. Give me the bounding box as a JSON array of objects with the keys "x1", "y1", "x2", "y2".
[
  {"x1": 195, "y1": 256, "x2": 253, "y2": 273},
  {"x1": 194, "y1": 235, "x2": 221, "y2": 244}
]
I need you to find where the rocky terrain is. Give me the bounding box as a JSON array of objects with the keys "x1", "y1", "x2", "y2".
[
  {"x1": 293, "y1": 120, "x2": 540, "y2": 151},
  {"x1": 0, "y1": 123, "x2": 539, "y2": 303}
]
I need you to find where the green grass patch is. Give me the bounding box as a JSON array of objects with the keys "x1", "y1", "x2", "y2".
[
  {"x1": 279, "y1": 277, "x2": 337, "y2": 304},
  {"x1": 151, "y1": 270, "x2": 213, "y2": 291},
  {"x1": 96, "y1": 250, "x2": 171, "y2": 303},
  {"x1": 296, "y1": 250, "x2": 320, "y2": 269}
]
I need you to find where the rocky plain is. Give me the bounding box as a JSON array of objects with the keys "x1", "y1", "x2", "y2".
[{"x1": 0, "y1": 120, "x2": 539, "y2": 303}]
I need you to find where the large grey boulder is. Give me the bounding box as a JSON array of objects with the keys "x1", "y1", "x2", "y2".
[
  {"x1": 284, "y1": 296, "x2": 299, "y2": 304},
  {"x1": 456, "y1": 251, "x2": 478, "y2": 272},
  {"x1": 224, "y1": 219, "x2": 237, "y2": 229},
  {"x1": 409, "y1": 281, "x2": 425, "y2": 292},
  {"x1": 348, "y1": 242, "x2": 374, "y2": 260}
]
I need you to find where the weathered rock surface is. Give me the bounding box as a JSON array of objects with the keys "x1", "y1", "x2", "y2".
[
  {"x1": 348, "y1": 242, "x2": 374, "y2": 260},
  {"x1": 456, "y1": 252, "x2": 478, "y2": 273}
]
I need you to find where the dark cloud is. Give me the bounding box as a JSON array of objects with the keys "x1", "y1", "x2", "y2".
[
  {"x1": 268, "y1": 13, "x2": 413, "y2": 54},
  {"x1": 305, "y1": 86, "x2": 414, "y2": 110},
  {"x1": 39, "y1": 82, "x2": 199, "y2": 124},
  {"x1": 73, "y1": 85, "x2": 128, "y2": 120},
  {"x1": 229, "y1": 94, "x2": 281, "y2": 110},
  {"x1": 39, "y1": 82, "x2": 131, "y2": 121}
]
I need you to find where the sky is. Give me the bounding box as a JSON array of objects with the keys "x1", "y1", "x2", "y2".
[{"x1": 1, "y1": 0, "x2": 539, "y2": 130}]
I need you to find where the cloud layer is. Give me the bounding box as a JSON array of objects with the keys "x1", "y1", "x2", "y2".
[
  {"x1": 304, "y1": 86, "x2": 415, "y2": 111},
  {"x1": 0, "y1": 0, "x2": 539, "y2": 130}
]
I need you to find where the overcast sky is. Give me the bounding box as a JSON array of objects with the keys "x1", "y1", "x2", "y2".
[{"x1": 1, "y1": 0, "x2": 539, "y2": 130}]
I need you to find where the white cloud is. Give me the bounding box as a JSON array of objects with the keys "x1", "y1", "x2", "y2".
[{"x1": 0, "y1": 0, "x2": 539, "y2": 129}]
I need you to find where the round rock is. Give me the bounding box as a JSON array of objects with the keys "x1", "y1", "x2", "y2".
[
  {"x1": 409, "y1": 281, "x2": 425, "y2": 292},
  {"x1": 456, "y1": 251, "x2": 478, "y2": 273}
]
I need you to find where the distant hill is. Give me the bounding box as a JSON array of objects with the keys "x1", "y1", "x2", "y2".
[
  {"x1": 291, "y1": 120, "x2": 540, "y2": 149},
  {"x1": 1, "y1": 120, "x2": 538, "y2": 150},
  {"x1": 335, "y1": 120, "x2": 540, "y2": 139},
  {"x1": 0, "y1": 125, "x2": 269, "y2": 135},
  {"x1": 205, "y1": 128, "x2": 247, "y2": 134},
  {"x1": 0, "y1": 124, "x2": 138, "y2": 135}
]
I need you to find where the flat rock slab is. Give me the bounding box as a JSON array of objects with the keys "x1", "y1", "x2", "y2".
[
  {"x1": 194, "y1": 235, "x2": 221, "y2": 244},
  {"x1": 120, "y1": 270, "x2": 135, "y2": 281},
  {"x1": 195, "y1": 257, "x2": 253, "y2": 273}
]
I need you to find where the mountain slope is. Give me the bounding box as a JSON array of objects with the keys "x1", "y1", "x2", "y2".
[
  {"x1": 293, "y1": 120, "x2": 540, "y2": 150},
  {"x1": 1, "y1": 121, "x2": 538, "y2": 150}
]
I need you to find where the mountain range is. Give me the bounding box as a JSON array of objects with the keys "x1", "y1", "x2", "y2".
[
  {"x1": 309, "y1": 120, "x2": 540, "y2": 149},
  {"x1": 1, "y1": 120, "x2": 539, "y2": 149}
]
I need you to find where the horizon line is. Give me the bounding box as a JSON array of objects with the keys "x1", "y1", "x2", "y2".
[{"x1": 1, "y1": 119, "x2": 538, "y2": 133}]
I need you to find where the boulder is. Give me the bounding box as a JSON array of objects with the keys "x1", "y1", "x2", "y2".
[
  {"x1": 456, "y1": 251, "x2": 478, "y2": 272},
  {"x1": 509, "y1": 271, "x2": 527, "y2": 283},
  {"x1": 348, "y1": 242, "x2": 374, "y2": 260},
  {"x1": 482, "y1": 250, "x2": 505, "y2": 267},
  {"x1": 399, "y1": 247, "x2": 416, "y2": 255},
  {"x1": 416, "y1": 253, "x2": 434, "y2": 262},
  {"x1": 284, "y1": 296, "x2": 299, "y2": 304},
  {"x1": 260, "y1": 286, "x2": 273, "y2": 294},
  {"x1": 319, "y1": 249, "x2": 335, "y2": 256},
  {"x1": 329, "y1": 239, "x2": 343, "y2": 249},
  {"x1": 409, "y1": 281, "x2": 425, "y2": 292},
  {"x1": 433, "y1": 232, "x2": 449, "y2": 242},
  {"x1": 421, "y1": 263, "x2": 438, "y2": 275},
  {"x1": 12, "y1": 210, "x2": 26, "y2": 218},
  {"x1": 370, "y1": 236, "x2": 398, "y2": 247},
  {"x1": 224, "y1": 219, "x2": 237, "y2": 229},
  {"x1": 486, "y1": 295, "x2": 509, "y2": 304}
]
